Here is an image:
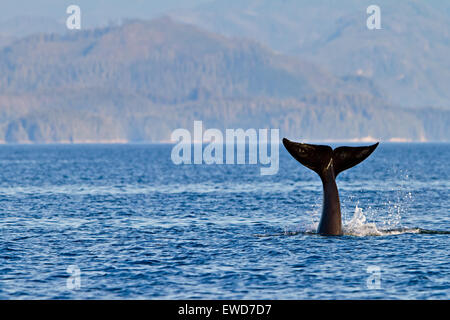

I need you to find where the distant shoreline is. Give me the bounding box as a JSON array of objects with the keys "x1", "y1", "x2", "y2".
[{"x1": 0, "y1": 140, "x2": 448, "y2": 145}]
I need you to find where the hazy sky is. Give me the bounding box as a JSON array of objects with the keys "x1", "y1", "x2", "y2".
[{"x1": 0, "y1": 0, "x2": 213, "y2": 26}]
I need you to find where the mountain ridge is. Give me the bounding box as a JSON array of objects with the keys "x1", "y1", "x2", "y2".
[
  {"x1": 169, "y1": 0, "x2": 450, "y2": 109},
  {"x1": 0, "y1": 17, "x2": 448, "y2": 143}
]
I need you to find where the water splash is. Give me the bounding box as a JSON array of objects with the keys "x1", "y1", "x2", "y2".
[
  {"x1": 342, "y1": 205, "x2": 425, "y2": 236},
  {"x1": 343, "y1": 205, "x2": 382, "y2": 236},
  {"x1": 257, "y1": 204, "x2": 448, "y2": 238}
]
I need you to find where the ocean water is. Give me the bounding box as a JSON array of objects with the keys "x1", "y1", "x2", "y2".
[{"x1": 0, "y1": 143, "x2": 448, "y2": 299}]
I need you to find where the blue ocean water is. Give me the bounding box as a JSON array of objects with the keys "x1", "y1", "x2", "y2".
[{"x1": 0, "y1": 143, "x2": 448, "y2": 299}]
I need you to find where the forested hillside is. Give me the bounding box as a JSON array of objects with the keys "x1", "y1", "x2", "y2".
[{"x1": 0, "y1": 18, "x2": 448, "y2": 143}]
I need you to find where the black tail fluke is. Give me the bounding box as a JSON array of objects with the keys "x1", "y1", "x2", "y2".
[
  {"x1": 332, "y1": 143, "x2": 379, "y2": 176},
  {"x1": 282, "y1": 139, "x2": 333, "y2": 176},
  {"x1": 282, "y1": 138, "x2": 378, "y2": 177}
]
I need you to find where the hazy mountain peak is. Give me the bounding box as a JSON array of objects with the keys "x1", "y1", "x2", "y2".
[
  {"x1": 0, "y1": 13, "x2": 448, "y2": 143},
  {"x1": 170, "y1": 0, "x2": 450, "y2": 108}
]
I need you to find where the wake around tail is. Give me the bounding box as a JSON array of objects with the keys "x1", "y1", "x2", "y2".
[{"x1": 282, "y1": 138, "x2": 379, "y2": 178}]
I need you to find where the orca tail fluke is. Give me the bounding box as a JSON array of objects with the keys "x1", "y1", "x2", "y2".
[
  {"x1": 332, "y1": 143, "x2": 379, "y2": 176},
  {"x1": 282, "y1": 138, "x2": 378, "y2": 177},
  {"x1": 282, "y1": 138, "x2": 379, "y2": 236},
  {"x1": 282, "y1": 138, "x2": 333, "y2": 177}
]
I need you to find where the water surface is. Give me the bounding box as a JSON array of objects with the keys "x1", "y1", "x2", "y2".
[{"x1": 0, "y1": 143, "x2": 448, "y2": 299}]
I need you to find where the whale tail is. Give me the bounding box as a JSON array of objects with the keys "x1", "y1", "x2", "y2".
[
  {"x1": 282, "y1": 138, "x2": 379, "y2": 236},
  {"x1": 282, "y1": 138, "x2": 378, "y2": 177}
]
